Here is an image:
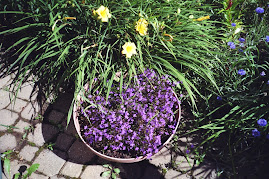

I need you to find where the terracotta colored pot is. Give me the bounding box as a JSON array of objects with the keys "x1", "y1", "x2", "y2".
[{"x1": 73, "y1": 91, "x2": 181, "y2": 163}]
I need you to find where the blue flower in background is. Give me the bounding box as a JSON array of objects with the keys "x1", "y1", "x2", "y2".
[
  {"x1": 231, "y1": 23, "x2": 236, "y2": 27},
  {"x1": 217, "y1": 96, "x2": 222, "y2": 101},
  {"x1": 238, "y1": 69, "x2": 246, "y2": 75},
  {"x1": 228, "y1": 42, "x2": 236, "y2": 49},
  {"x1": 260, "y1": 71, "x2": 266, "y2": 76},
  {"x1": 267, "y1": 80, "x2": 269, "y2": 85},
  {"x1": 267, "y1": 134, "x2": 269, "y2": 139},
  {"x1": 255, "y1": 7, "x2": 264, "y2": 14},
  {"x1": 238, "y1": 49, "x2": 243, "y2": 52},
  {"x1": 266, "y1": 36, "x2": 269, "y2": 42},
  {"x1": 252, "y1": 129, "x2": 260, "y2": 137},
  {"x1": 257, "y1": 118, "x2": 267, "y2": 127},
  {"x1": 239, "y1": 38, "x2": 245, "y2": 42}
]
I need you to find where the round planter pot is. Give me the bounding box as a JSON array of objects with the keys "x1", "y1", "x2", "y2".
[{"x1": 73, "y1": 91, "x2": 181, "y2": 163}]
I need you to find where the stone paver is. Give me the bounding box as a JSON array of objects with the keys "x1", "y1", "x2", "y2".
[
  {"x1": 20, "y1": 145, "x2": 39, "y2": 161},
  {"x1": 21, "y1": 102, "x2": 40, "y2": 120},
  {"x1": 174, "y1": 155, "x2": 194, "y2": 172},
  {"x1": 0, "y1": 109, "x2": 18, "y2": 131},
  {"x1": 54, "y1": 133, "x2": 75, "y2": 151},
  {"x1": 140, "y1": 165, "x2": 163, "y2": 179},
  {"x1": 47, "y1": 110, "x2": 65, "y2": 124},
  {"x1": 8, "y1": 160, "x2": 30, "y2": 179},
  {"x1": 150, "y1": 146, "x2": 171, "y2": 168},
  {"x1": 27, "y1": 123, "x2": 45, "y2": 146},
  {"x1": 52, "y1": 93, "x2": 73, "y2": 113},
  {"x1": 165, "y1": 169, "x2": 187, "y2": 179},
  {"x1": 0, "y1": 90, "x2": 11, "y2": 110},
  {"x1": 80, "y1": 165, "x2": 108, "y2": 179},
  {"x1": 0, "y1": 75, "x2": 12, "y2": 89},
  {"x1": 16, "y1": 83, "x2": 37, "y2": 101},
  {"x1": 61, "y1": 118, "x2": 77, "y2": 135},
  {"x1": 41, "y1": 123, "x2": 59, "y2": 142},
  {"x1": 60, "y1": 162, "x2": 83, "y2": 178},
  {"x1": 49, "y1": 175, "x2": 66, "y2": 179},
  {"x1": 33, "y1": 149, "x2": 65, "y2": 177},
  {"x1": 67, "y1": 140, "x2": 95, "y2": 164},
  {"x1": 2, "y1": 172, "x2": 8, "y2": 179},
  {"x1": 7, "y1": 98, "x2": 28, "y2": 113},
  {"x1": 27, "y1": 123, "x2": 58, "y2": 146},
  {"x1": 14, "y1": 120, "x2": 30, "y2": 133},
  {"x1": 0, "y1": 133, "x2": 17, "y2": 153},
  {"x1": 192, "y1": 163, "x2": 217, "y2": 179},
  {"x1": 29, "y1": 172, "x2": 49, "y2": 179}
]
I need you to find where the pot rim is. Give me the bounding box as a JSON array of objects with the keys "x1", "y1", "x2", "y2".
[{"x1": 73, "y1": 90, "x2": 181, "y2": 163}]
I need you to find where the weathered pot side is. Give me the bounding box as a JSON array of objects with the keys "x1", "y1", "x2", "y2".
[{"x1": 73, "y1": 91, "x2": 181, "y2": 163}]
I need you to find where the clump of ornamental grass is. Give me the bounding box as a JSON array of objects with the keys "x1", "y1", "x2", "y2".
[
  {"x1": 0, "y1": 0, "x2": 221, "y2": 123},
  {"x1": 78, "y1": 69, "x2": 180, "y2": 158}
]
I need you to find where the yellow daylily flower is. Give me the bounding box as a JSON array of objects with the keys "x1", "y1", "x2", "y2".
[
  {"x1": 122, "y1": 42, "x2": 137, "y2": 58},
  {"x1": 135, "y1": 18, "x2": 148, "y2": 36},
  {"x1": 95, "y1": 5, "x2": 111, "y2": 22},
  {"x1": 196, "y1": 15, "x2": 210, "y2": 21}
]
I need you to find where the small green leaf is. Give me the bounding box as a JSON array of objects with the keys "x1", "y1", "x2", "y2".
[
  {"x1": 111, "y1": 172, "x2": 116, "y2": 179},
  {"x1": 103, "y1": 164, "x2": 110, "y2": 168},
  {"x1": 113, "y1": 168, "x2": 120, "y2": 174},
  {"x1": 4, "y1": 158, "x2": 11, "y2": 178},
  {"x1": 23, "y1": 163, "x2": 40, "y2": 179},
  {"x1": 101, "y1": 171, "x2": 111, "y2": 177},
  {"x1": 14, "y1": 173, "x2": 20, "y2": 179}
]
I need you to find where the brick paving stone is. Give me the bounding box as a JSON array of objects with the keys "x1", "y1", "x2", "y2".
[
  {"x1": 165, "y1": 169, "x2": 188, "y2": 179},
  {"x1": 20, "y1": 145, "x2": 39, "y2": 161},
  {"x1": 42, "y1": 123, "x2": 59, "y2": 142},
  {"x1": 0, "y1": 90, "x2": 10, "y2": 110},
  {"x1": 21, "y1": 102, "x2": 40, "y2": 120},
  {"x1": 0, "y1": 109, "x2": 19, "y2": 131},
  {"x1": 2, "y1": 173, "x2": 8, "y2": 179},
  {"x1": 27, "y1": 123, "x2": 45, "y2": 147},
  {"x1": 68, "y1": 140, "x2": 95, "y2": 164},
  {"x1": 8, "y1": 160, "x2": 30, "y2": 179},
  {"x1": 118, "y1": 163, "x2": 142, "y2": 179},
  {"x1": 34, "y1": 149, "x2": 66, "y2": 177},
  {"x1": 0, "y1": 133, "x2": 17, "y2": 153},
  {"x1": 28, "y1": 123, "x2": 59, "y2": 146},
  {"x1": 14, "y1": 120, "x2": 30, "y2": 133},
  {"x1": 53, "y1": 149, "x2": 68, "y2": 160},
  {"x1": 54, "y1": 133, "x2": 75, "y2": 151},
  {"x1": 52, "y1": 93, "x2": 73, "y2": 113},
  {"x1": 49, "y1": 175, "x2": 66, "y2": 179},
  {"x1": 29, "y1": 172, "x2": 49, "y2": 179},
  {"x1": 7, "y1": 98, "x2": 28, "y2": 113},
  {"x1": 150, "y1": 146, "x2": 171, "y2": 168},
  {"x1": 46, "y1": 110, "x2": 65, "y2": 124},
  {"x1": 61, "y1": 118, "x2": 77, "y2": 136},
  {"x1": 60, "y1": 162, "x2": 83, "y2": 178},
  {"x1": 80, "y1": 165, "x2": 108, "y2": 179},
  {"x1": 0, "y1": 75, "x2": 12, "y2": 89},
  {"x1": 173, "y1": 155, "x2": 194, "y2": 172},
  {"x1": 192, "y1": 163, "x2": 217, "y2": 179},
  {"x1": 140, "y1": 165, "x2": 163, "y2": 179},
  {"x1": 16, "y1": 83, "x2": 37, "y2": 100}
]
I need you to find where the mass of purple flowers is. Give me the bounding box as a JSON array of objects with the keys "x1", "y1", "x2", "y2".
[{"x1": 79, "y1": 69, "x2": 179, "y2": 158}]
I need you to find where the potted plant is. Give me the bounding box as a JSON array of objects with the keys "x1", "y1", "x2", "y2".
[{"x1": 73, "y1": 69, "x2": 181, "y2": 163}]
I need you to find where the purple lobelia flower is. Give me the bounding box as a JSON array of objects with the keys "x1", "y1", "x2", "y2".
[
  {"x1": 257, "y1": 118, "x2": 267, "y2": 127},
  {"x1": 238, "y1": 69, "x2": 246, "y2": 75},
  {"x1": 255, "y1": 7, "x2": 264, "y2": 14},
  {"x1": 252, "y1": 129, "x2": 260, "y2": 137},
  {"x1": 231, "y1": 23, "x2": 236, "y2": 27}
]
